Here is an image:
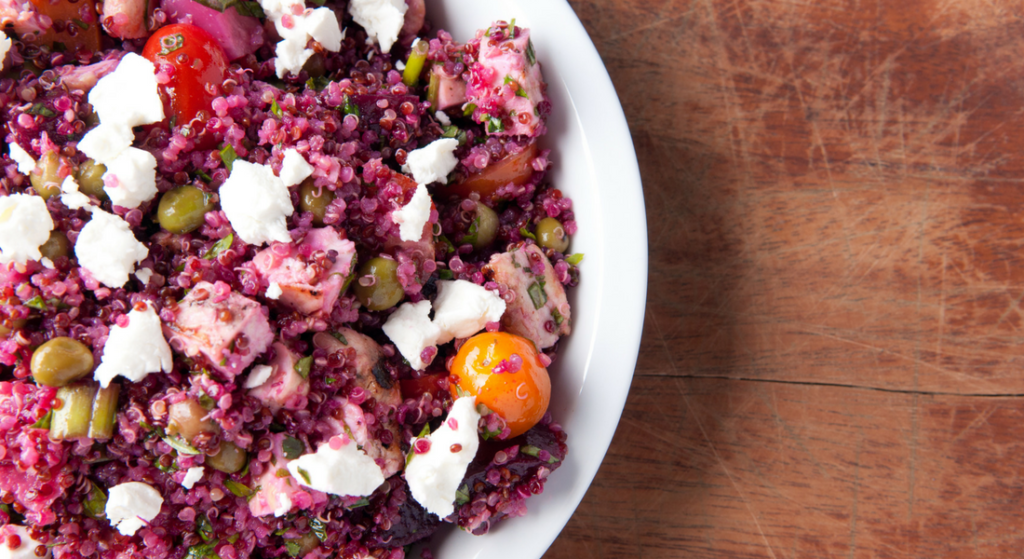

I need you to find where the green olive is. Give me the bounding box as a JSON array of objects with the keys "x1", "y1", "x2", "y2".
[
  {"x1": 75, "y1": 159, "x2": 108, "y2": 200},
  {"x1": 30, "y1": 337, "x2": 95, "y2": 387},
  {"x1": 299, "y1": 181, "x2": 335, "y2": 226},
  {"x1": 536, "y1": 217, "x2": 570, "y2": 253},
  {"x1": 206, "y1": 441, "x2": 247, "y2": 474},
  {"x1": 464, "y1": 203, "x2": 499, "y2": 250},
  {"x1": 157, "y1": 186, "x2": 214, "y2": 234},
  {"x1": 167, "y1": 398, "x2": 218, "y2": 444},
  {"x1": 29, "y1": 151, "x2": 62, "y2": 200},
  {"x1": 39, "y1": 231, "x2": 70, "y2": 260},
  {"x1": 353, "y1": 257, "x2": 405, "y2": 311},
  {"x1": 286, "y1": 533, "x2": 321, "y2": 556}
]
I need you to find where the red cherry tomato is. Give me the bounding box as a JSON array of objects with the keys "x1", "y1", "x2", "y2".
[
  {"x1": 449, "y1": 332, "x2": 551, "y2": 438},
  {"x1": 142, "y1": 24, "x2": 228, "y2": 148},
  {"x1": 438, "y1": 142, "x2": 538, "y2": 201}
]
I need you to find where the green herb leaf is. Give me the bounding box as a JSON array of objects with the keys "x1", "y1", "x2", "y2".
[
  {"x1": 519, "y1": 227, "x2": 536, "y2": 241},
  {"x1": 527, "y1": 282, "x2": 547, "y2": 310},
  {"x1": 551, "y1": 308, "x2": 564, "y2": 326},
  {"x1": 275, "y1": 468, "x2": 291, "y2": 478},
  {"x1": 462, "y1": 217, "x2": 480, "y2": 246},
  {"x1": 227, "y1": 534, "x2": 240, "y2": 544},
  {"x1": 486, "y1": 116, "x2": 505, "y2": 134},
  {"x1": 163, "y1": 435, "x2": 200, "y2": 455},
  {"x1": 203, "y1": 233, "x2": 234, "y2": 260},
  {"x1": 455, "y1": 484, "x2": 470, "y2": 505},
  {"x1": 24, "y1": 295, "x2": 47, "y2": 311},
  {"x1": 284, "y1": 540, "x2": 302, "y2": 557},
  {"x1": 71, "y1": 18, "x2": 89, "y2": 29},
  {"x1": 198, "y1": 394, "x2": 216, "y2": 410},
  {"x1": 306, "y1": 75, "x2": 330, "y2": 91},
  {"x1": 294, "y1": 356, "x2": 312, "y2": 379},
  {"x1": 438, "y1": 269, "x2": 455, "y2": 280},
  {"x1": 219, "y1": 144, "x2": 238, "y2": 171},
  {"x1": 270, "y1": 99, "x2": 282, "y2": 117},
  {"x1": 521, "y1": 445, "x2": 541, "y2": 457},
  {"x1": 525, "y1": 38, "x2": 536, "y2": 66},
  {"x1": 282, "y1": 435, "x2": 305, "y2": 459},
  {"x1": 308, "y1": 517, "x2": 327, "y2": 542},
  {"x1": 184, "y1": 539, "x2": 219, "y2": 559},
  {"x1": 197, "y1": 514, "x2": 214, "y2": 541},
  {"x1": 195, "y1": 170, "x2": 213, "y2": 182},
  {"x1": 462, "y1": 103, "x2": 477, "y2": 117},
  {"x1": 441, "y1": 124, "x2": 460, "y2": 139},
  {"x1": 331, "y1": 332, "x2": 348, "y2": 345},
  {"x1": 566, "y1": 253, "x2": 584, "y2": 266},
  {"x1": 191, "y1": 0, "x2": 263, "y2": 17},
  {"x1": 28, "y1": 103, "x2": 56, "y2": 118},
  {"x1": 223, "y1": 479, "x2": 253, "y2": 498},
  {"x1": 342, "y1": 94, "x2": 360, "y2": 116},
  {"x1": 347, "y1": 497, "x2": 370, "y2": 509},
  {"x1": 297, "y1": 467, "x2": 312, "y2": 485},
  {"x1": 157, "y1": 32, "x2": 185, "y2": 56},
  {"x1": 417, "y1": 423, "x2": 431, "y2": 438},
  {"x1": 83, "y1": 483, "x2": 107, "y2": 519},
  {"x1": 30, "y1": 410, "x2": 52, "y2": 429}
]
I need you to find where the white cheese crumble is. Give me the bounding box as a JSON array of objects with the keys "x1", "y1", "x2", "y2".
[
  {"x1": 74, "y1": 209, "x2": 148, "y2": 288},
  {"x1": 93, "y1": 303, "x2": 173, "y2": 388},
  {"x1": 395, "y1": 59, "x2": 405, "y2": 71},
  {"x1": 0, "y1": 193, "x2": 53, "y2": 265},
  {"x1": 77, "y1": 122, "x2": 133, "y2": 165},
  {"x1": 286, "y1": 438, "x2": 385, "y2": 497},
  {"x1": 265, "y1": 282, "x2": 283, "y2": 300},
  {"x1": 402, "y1": 138, "x2": 459, "y2": 185},
  {"x1": 405, "y1": 397, "x2": 481, "y2": 517},
  {"x1": 181, "y1": 466, "x2": 204, "y2": 489},
  {"x1": 279, "y1": 148, "x2": 313, "y2": 187},
  {"x1": 40, "y1": 257, "x2": 54, "y2": 269},
  {"x1": 244, "y1": 364, "x2": 274, "y2": 389},
  {"x1": 88, "y1": 53, "x2": 164, "y2": 129},
  {"x1": 219, "y1": 160, "x2": 294, "y2": 246},
  {"x1": 8, "y1": 143, "x2": 35, "y2": 175},
  {"x1": 348, "y1": 0, "x2": 407, "y2": 53},
  {"x1": 274, "y1": 38, "x2": 313, "y2": 79},
  {"x1": 305, "y1": 7, "x2": 345, "y2": 51},
  {"x1": 102, "y1": 147, "x2": 158, "y2": 209},
  {"x1": 0, "y1": 33, "x2": 11, "y2": 72},
  {"x1": 390, "y1": 183, "x2": 431, "y2": 242},
  {"x1": 260, "y1": 0, "x2": 344, "y2": 77},
  {"x1": 433, "y1": 280, "x2": 506, "y2": 343},
  {"x1": 273, "y1": 492, "x2": 293, "y2": 517},
  {"x1": 382, "y1": 300, "x2": 439, "y2": 370},
  {"x1": 105, "y1": 482, "x2": 164, "y2": 536},
  {"x1": 59, "y1": 176, "x2": 93, "y2": 210},
  {"x1": 435, "y1": 110, "x2": 451, "y2": 126},
  {"x1": 0, "y1": 525, "x2": 49, "y2": 559},
  {"x1": 134, "y1": 267, "x2": 153, "y2": 285}
]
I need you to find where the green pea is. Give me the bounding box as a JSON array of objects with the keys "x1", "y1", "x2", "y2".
[
  {"x1": 30, "y1": 337, "x2": 95, "y2": 387},
  {"x1": 157, "y1": 186, "x2": 214, "y2": 234},
  {"x1": 299, "y1": 181, "x2": 335, "y2": 226},
  {"x1": 167, "y1": 397, "x2": 219, "y2": 443},
  {"x1": 353, "y1": 257, "x2": 405, "y2": 311},
  {"x1": 464, "y1": 203, "x2": 499, "y2": 250},
  {"x1": 39, "y1": 231, "x2": 70, "y2": 260},
  {"x1": 29, "y1": 151, "x2": 62, "y2": 200},
  {"x1": 536, "y1": 217, "x2": 570, "y2": 253},
  {"x1": 75, "y1": 159, "x2": 108, "y2": 200},
  {"x1": 206, "y1": 441, "x2": 247, "y2": 474}
]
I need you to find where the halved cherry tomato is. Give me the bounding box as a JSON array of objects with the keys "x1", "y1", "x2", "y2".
[
  {"x1": 437, "y1": 142, "x2": 538, "y2": 200},
  {"x1": 29, "y1": 0, "x2": 101, "y2": 54},
  {"x1": 400, "y1": 373, "x2": 450, "y2": 401},
  {"x1": 449, "y1": 332, "x2": 550, "y2": 438},
  {"x1": 142, "y1": 24, "x2": 228, "y2": 148}
]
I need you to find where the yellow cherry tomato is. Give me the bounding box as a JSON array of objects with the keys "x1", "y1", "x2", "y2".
[{"x1": 449, "y1": 332, "x2": 551, "y2": 438}]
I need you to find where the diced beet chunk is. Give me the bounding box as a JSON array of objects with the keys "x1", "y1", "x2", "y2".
[
  {"x1": 163, "y1": 281, "x2": 274, "y2": 377},
  {"x1": 252, "y1": 228, "x2": 357, "y2": 316},
  {"x1": 247, "y1": 342, "x2": 309, "y2": 412},
  {"x1": 484, "y1": 244, "x2": 571, "y2": 349}
]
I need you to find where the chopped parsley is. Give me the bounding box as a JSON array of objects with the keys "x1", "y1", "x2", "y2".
[
  {"x1": 219, "y1": 144, "x2": 238, "y2": 171},
  {"x1": 203, "y1": 233, "x2": 234, "y2": 260},
  {"x1": 282, "y1": 435, "x2": 305, "y2": 459},
  {"x1": 527, "y1": 282, "x2": 547, "y2": 309}
]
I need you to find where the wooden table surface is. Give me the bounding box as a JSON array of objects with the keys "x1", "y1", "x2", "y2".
[{"x1": 544, "y1": 1, "x2": 1024, "y2": 557}]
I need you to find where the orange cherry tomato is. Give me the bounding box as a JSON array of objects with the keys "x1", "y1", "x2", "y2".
[
  {"x1": 449, "y1": 332, "x2": 551, "y2": 438},
  {"x1": 437, "y1": 142, "x2": 538, "y2": 201}
]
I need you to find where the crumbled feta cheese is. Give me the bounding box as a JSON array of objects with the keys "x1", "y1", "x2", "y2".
[
  {"x1": 286, "y1": 437, "x2": 385, "y2": 497},
  {"x1": 219, "y1": 160, "x2": 294, "y2": 246},
  {"x1": 348, "y1": 0, "x2": 407, "y2": 53},
  {"x1": 0, "y1": 33, "x2": 11, "y2": 72},
  {"x1": 405, "y1": 397, "x2": 481, "y2": 517},
  {"x1": 435, "y1": 110, "x2": 451, "y2": 126},
  {"x1": 265, "y1": 282, "x2": 283, "y2": 300},
  {"x1": 0, "y1": 193, "x2": 53, "y2": 265},
  {"x1": 181, "y1": 466, "x2": 204, "y2": 489},
  {"x1": 274, "y1": 37, "x2": 314, "y2": 79},
  {"x1": 433, "y1": 280, "x2": 506, "y2": 343},
  {"x1": 105, "y1": 482, "x2": 164, "y2": 536},
  {"x1": 88, "y1": 53, "x2": 163, "y2": 128},
  {"x1": 0, "y1": 525, "x2": 49, "y2": 559},
  {"x1": 395, "y1": 59, "x2": 405, "y2": 70},
  {"x1": 391, "y1": 183, "x2": 431, "y2": 242},
  {"x1": 305, "y1": 7, "x2": 344, "y2": 51},
  {"x1": 8, "y1": 143, "x2": 35, "y2": 175},
  {"x1": 40, "y1": 257, "x2": 54, "y2": 269},
  {"x1": 74, "y1": 209, "x2": 148, "y2": 288},
  {"x1": 134, "y1": 267, "x2": 153, "y2": 285},
  {"x1": 402, "y1": 138, "x2": 458, "y2": 185},
  {"x1": 93, "y1": 303, "x2": 173, "y2": 388},
  {"x1": 279, "y1": 149, "x2": 313, "y2": 187},
  {"x1": 382, "y1": 300, "x2": 439, "y2": 370},
  {"x1": 103, "y1": 147, "x2": 158, "y2": 209},
  {"x1": 273, "y1": 491, "x2": 293, "y2": 517},
  {"x1": 60, "y1": 176, "x2": 93, "y2": 210},
  {"x1": 245, "y1": 364, "x2": 274, "y2": 389},
  {"x1": 78, "y1": 122, "x2": 133, "y2": 165}
]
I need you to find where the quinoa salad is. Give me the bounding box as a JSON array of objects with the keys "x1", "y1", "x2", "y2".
[{"x1": 0, "y1": 0, "x2": 581, "y2": 556}]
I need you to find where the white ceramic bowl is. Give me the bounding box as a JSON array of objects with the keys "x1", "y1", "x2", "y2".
[{"x1": 423, "y1": 1, "x2": 648, "y2": 557}]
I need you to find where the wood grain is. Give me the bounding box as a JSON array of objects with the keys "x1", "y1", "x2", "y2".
[{"x1": 544, "y1": 0, "x2": 1024, "y2": 557}]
